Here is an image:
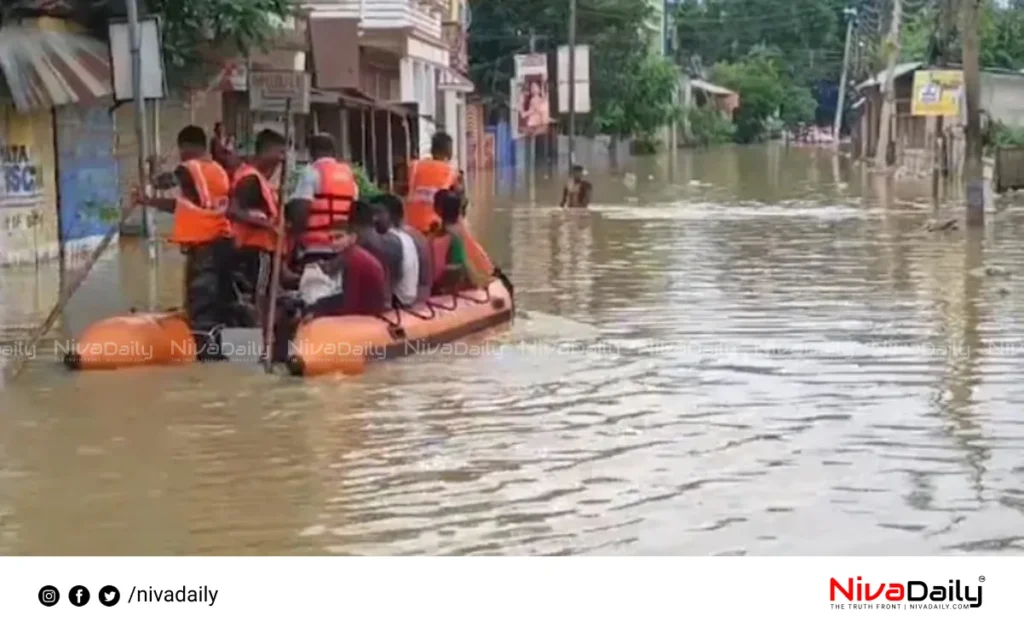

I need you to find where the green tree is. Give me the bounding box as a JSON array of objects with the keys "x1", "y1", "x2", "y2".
[
  {"x1": 687, "y1": 106, "x2": 736, "y2": 145},
  {"x1": 469, "y1": 0, "x2": 671, "y2": 140},
  {"x1": 899, "y1": 1, "x2": 1024, "y2": 69},
  {"x1": 711, "y1": 48, "x2": 813, "y2": 142},
  {"x1": 145, "y1": 0, "x2": 293, "y2": 88},
  {"x1": 674, "y1": 0, "x2": 845, "y2": 86},
  {"x1": 593, "y1": 55, "x2": 680, "y2": 147}
]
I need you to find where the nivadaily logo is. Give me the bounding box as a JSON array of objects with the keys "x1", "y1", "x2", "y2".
[{"x1": 830, "y1": 576, "x2": 984, "y2": 610}]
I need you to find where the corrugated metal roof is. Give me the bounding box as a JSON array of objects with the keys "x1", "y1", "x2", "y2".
[
  {"x1": 0, "y1": 22, "x2": 112, "y2": 112},
  {"x1": 856, "y1": 61, "x2": 922, "y2": 91},
  {"x1": 691, "y1": 78, "x2": 735, "y2": 96}
]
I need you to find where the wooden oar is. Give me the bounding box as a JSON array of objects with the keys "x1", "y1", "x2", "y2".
[
  {"x1": 3, "y1": 206, "x2": 141, "y2": 382},
  {"x1": 263, "y1": 98, "x2": 293, "y2": 373}
]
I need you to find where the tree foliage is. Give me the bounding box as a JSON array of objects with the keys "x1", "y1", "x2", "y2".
[
  {"x1": 900, "y1": 1, "x2": 1024, "y2": 69},
  {"x1": 146, "y1": 0, "x2": 293, "y2": 89},
  {"x1": 468, "y1": 0, "x2": 675, "y2": 139},
  {"x1": 687, "y1": 106, "x2": 736, "y2": 145},
  {"x1": 711, "y1": 48, "x2": 815, "y2": 142},
  {"x1": 593, "y1": 55, "x2": 680, "y2": 141},
  {"x1": 674, "y1": 0, "x2": 845, "y2": 86}
]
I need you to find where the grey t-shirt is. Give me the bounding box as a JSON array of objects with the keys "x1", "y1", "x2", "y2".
[{"x1": 356, "y1": 227, "x2": 404, "y2": 292}]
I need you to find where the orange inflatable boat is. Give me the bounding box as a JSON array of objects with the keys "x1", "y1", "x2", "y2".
[
  {"x1": 288, "y1": 278, "x2": 512, "y2": 377},
  {"x1": 63, "y1": 277, "x2": 514, "y2": 376}
]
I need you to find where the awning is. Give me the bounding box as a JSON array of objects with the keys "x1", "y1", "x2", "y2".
[
  {"x1": 0, "y1": 22, "x2": 112, "y2": 112},
  {"x1": 439, "y1": 69, "x2": 474, "y2": 93},
  {"x1": 313, "y1": 87, "x2": 416, "y2": 117}
]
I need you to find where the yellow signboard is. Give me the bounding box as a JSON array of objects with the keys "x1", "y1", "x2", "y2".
[{"x1": 911, "y1": 70, "x2": 963, "y2": 117}]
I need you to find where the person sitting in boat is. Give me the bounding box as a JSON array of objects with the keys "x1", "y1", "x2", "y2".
[
  {"x1": 227, "y1": 129, "x2": 287, "y2": 327},
  {"x1": 290, "y1": 218, "x2": 388, "y2": 319},
  {"x1": 351, "y1": 200, "x2": 404, "y2": 305},
  {"x1": 269, "y1": 216, "x2": 388, "y2": 362},
  {"x1": 430, "y1": 189, "x2": 490, "y2": 294},
  {"x1": 133, "y1": 125, "x2": 234, "y2": 360},
  {"x1": 373, "y1": 193, "x2": 430, "y2": 305},
  {"x1": 560, "y1": 164, "x2": 592, "y2": 209}
]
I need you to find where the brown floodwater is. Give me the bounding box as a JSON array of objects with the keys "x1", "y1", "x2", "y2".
[{"x1": 3, "y1": 144, "x2": 1024, "y2": 555}]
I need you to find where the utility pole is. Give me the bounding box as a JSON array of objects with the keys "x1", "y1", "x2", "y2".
[
  {"x1": 833, "y1": 7, "x2": 857, "y2": 146},
  {"x1": 126, "y1": 0, "x2": 152, "y2": 246},
  {"x1": 528, "y1": 31, "x2": 538, "y2": 194},
  {"x1": 930, "y1": 0, "x2": 956, "y2": 209},
  {"x1": 962, "y1": 0, "x2": 984, "y2": 226},
  {"x1": 874, "y1": 0, "x2": 902, "y2": 169},
  {"x1": 568, "y1": 0, "x2": 577, "y2": 170}
]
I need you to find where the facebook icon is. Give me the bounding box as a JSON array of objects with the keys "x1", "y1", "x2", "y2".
[{"x1": 69, "y1": 585, "x2": 90, "y2": 606}]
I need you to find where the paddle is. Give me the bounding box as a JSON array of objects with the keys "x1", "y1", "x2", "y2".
[
  {"x1": 3, "y1": 206, "x2": 141, "y2": 382},
  {"x1": 262, "y1": 98, "x2": 293, "y2": 373}
]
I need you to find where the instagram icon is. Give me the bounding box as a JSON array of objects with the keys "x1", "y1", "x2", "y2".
[{"x1": 38, "y1": 585, "x2": 60, "y2": 607}]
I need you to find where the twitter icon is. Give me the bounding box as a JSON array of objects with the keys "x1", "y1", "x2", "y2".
[{"x1": 99, "y1": 585, "x2": 120, "y2": 607}]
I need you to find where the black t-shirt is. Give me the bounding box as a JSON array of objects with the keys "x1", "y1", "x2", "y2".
[
  {"x1": 232, "y1": 175, "x2": 271, "y2": 214},
  {"x1": 174, "y1": 165, "x2": 201, "y2": 206}
]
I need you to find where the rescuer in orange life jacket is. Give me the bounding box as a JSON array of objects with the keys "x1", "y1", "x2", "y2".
[
  {"x1": 227, "y1": 128, "x2": 287, "y2": 328},
  {"x1": 284, "y1": 133, "x2": 358, "y2": 272},
  {"x1": 133, "y1": 125, "x2": 235, "y2": 360},
  {"x1": 406, "y1": 132, "x2": 496, "y2": 277}
]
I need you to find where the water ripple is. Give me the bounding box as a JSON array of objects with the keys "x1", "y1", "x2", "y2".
[{"x1": 2, "y1": 149, "x2": 1024, "y2": 554}]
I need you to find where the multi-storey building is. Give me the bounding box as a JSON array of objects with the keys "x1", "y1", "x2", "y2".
[{"x1": 304, "y1": 0, "x2": 470, "y2": 164}]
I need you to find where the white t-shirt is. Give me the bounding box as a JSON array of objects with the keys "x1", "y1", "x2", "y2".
[
  {"x1": 390, "y1": 228, "x2": 419, "y2": 306},
  {"x1": 299, "y1": 262, "x2": 342, "y2": 305},
  {"x1": 288, "y1": 164, "x2": 320, "y2": 203}
]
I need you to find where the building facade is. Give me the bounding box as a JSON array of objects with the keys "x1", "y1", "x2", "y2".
[
  {"x1": 0, "y1": 13, "x2": 122, "y2": 267},
  {"x1": 303, "y1": 0, "x2": 466, "y2": 163}
]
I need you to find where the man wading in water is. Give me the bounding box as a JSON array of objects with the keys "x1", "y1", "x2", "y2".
[{"x1": 560, "y1": 164, "x2": 592, "y2": 209}]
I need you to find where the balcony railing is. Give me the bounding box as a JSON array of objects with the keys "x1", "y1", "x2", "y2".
[{"x1": 304, "y1": 0, "x2": 443, "y2": 41}]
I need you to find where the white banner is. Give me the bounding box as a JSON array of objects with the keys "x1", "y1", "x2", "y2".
[
  {"x1": 557, "y1": 45, "x2": 591, "y2": 113},
  {"x1": 4, "y1": 557, "x2": 1014, "y2": 630}
]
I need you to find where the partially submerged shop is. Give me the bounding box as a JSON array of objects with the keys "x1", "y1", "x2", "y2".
[{"x1": 0, "y1": 13, "x2": 122, "y2": 268}]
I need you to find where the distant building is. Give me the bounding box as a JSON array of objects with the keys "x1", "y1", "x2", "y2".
[{"x1": 646, "y1": 0, "x2": 667, "y2": 57}]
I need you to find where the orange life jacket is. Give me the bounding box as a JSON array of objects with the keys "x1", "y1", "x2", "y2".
[
  {"x1": 406, "y1": 158, "x2": 458, "y2": 234},
  {"x1": 302, "y1": 158, "x2": 357, "y2": 249},
  {"x1": 168, "y1": 159, "x2": 232, "y2": 246},
  {"x1": 231, "y1": 163, "x2": 281, "y2": 253},
  {"x1": 429, "y1": 233, "x2": 452, "y2": 288}
]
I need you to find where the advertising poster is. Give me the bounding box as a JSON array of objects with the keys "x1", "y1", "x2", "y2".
[
  {"x1": 513, "y1": 53, "x2": 551, "y2": 137},
  {"x1": 911, "y1": 69, "x2": 963, "y2": 117}
]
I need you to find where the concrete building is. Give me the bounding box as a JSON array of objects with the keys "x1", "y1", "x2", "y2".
[
  {"x1": 647, "y1": 0, "x2": 667, "y2": 57},
  {"x1": 439, "y1": 0, "x2": 474, "y2": 170},
  {"x1": 303, "y1": 0, "x2": 464, "y2": 162}
]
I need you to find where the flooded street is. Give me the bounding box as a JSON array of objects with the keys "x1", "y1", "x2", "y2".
[{"x1": 4, "y1": 144, "x2": 1024, "y2": 555}]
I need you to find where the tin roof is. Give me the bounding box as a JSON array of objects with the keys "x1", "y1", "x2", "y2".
[
  {"x1": 856, "y1": 61, "x2": 923, "y2": 91},
  {"x1": 691, "y1": 78, "x2": 736, "y2": 96},
  {"x1": 0, "y1": 21, "x2": 112, "y2": 112}
]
